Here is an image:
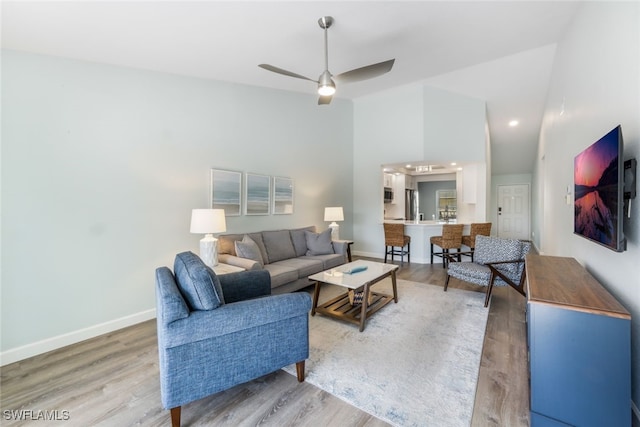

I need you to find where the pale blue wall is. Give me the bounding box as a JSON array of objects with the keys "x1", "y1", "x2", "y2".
[
  {"x1": 1, "y1": 50, "x2": 353, "y2": 357},
  {"x1": 533, "y1": 2, "x2": 640, "y2": 411},
  {"x1": 423, "y1": 86, "x2": 487, "y2": 163}
]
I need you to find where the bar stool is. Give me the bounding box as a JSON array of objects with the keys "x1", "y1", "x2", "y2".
[
  {"x1": 384, "y1": 223, "x2": 411, "y2": 266},
  {"x1": 430, "y1": 224, "x2": 464, "y2": 268},
  {"x1": 461, "y1": 222, "x2": 492, "y2": 261}
]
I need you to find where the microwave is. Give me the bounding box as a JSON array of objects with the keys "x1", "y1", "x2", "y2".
[{"x1": 384, "y1": 187, "x2": 394, "y2": 203}]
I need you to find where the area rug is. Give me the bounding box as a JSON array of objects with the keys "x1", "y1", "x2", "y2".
[{"x1": 283, "y1": 279, "x2": 489, "y2": 427}]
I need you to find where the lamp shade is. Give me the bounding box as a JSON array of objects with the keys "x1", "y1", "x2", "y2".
[
  {"x1": 190, "y1": 209, "x2": 227, "y2": 234},
  {"x1": 324, "y1": 207, "x2": 344, "y2": 222}
]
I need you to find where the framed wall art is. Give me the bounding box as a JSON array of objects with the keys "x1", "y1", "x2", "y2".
[
  {"x1": 272, "y1": 176, "x2": 294, "y2": 214},
  {"x1": 245, "y1": 173, "x2": 271, "y2": 215},
  {"x1": 210, "y1": 169, "x2": 242, "y2": 216}
]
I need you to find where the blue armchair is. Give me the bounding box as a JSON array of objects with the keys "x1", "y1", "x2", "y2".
[{"x1": 155, "y1": 251, "x2": 312, "y2": 427}]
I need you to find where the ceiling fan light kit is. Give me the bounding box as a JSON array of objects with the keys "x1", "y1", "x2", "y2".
[
  {"x1": 317, "y1": 71, "x2": 335, "y2": 96},
  {"x1": 259, "y1": 16, "x2": 394, "y2": 105}
]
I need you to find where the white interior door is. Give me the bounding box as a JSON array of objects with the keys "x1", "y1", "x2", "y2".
[{"x1": 497, "y1": 184, "x2": 530, "y2": 240}]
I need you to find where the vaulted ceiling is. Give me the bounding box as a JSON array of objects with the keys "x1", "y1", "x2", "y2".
[{"x1": 1, "y1": 1, "x2": 582, "y2": 174}]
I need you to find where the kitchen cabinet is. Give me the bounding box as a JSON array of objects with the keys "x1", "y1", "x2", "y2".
[
  {"x1": 383, "y1": 173, "x2": 393, "y2": 188},
  {"x1": 405, "y1": 175, "x2": 415, "y2": 190},
  {"x1": 525, "y1": 254, "x2": 631, "y2": 427}
]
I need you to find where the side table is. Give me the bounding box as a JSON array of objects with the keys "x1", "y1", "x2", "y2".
[{"x1": 335, "y1": 239, "x2": 354, "y2": 262}]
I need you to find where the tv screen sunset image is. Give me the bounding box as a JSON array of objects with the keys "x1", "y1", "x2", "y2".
[{"x1": 574, "y1": 127, "x2": 620, "y2": 249}]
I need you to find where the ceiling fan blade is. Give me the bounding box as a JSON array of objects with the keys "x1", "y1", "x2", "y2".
[
  {"x1": 258, "y1": 64, "x2": 317, "y2": 82},
  {"x1": 335, "y1": 59, "x2": 395, "y2": 83},
  {"x1": 318, "y1": 94, "x2": 333, "y2": 105}
]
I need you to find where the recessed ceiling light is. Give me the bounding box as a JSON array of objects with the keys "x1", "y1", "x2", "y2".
[{"x1": 509, "y1": 120, "x2": 519, "y2": 127}]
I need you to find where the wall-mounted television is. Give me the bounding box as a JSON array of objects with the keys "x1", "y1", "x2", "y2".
[{"x1": 574, "y1": 125, "x2": 626, "y2": 252}]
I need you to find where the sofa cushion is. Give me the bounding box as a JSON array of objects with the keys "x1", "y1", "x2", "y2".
[
  {"x1": 305, "y1": 229, "x2": 335, "y2": 256},
  {"x1": 305, "y1": 253, "x2": 346, "y2": 270},
  {"x1": 263, "y1": 263, "x2": 299, "y2": 288},
  {"x1": 272, "y1": 257, "x2": 324, "y2": 278},
  {"x1": 235, "y1": 235, "x2": 265, "y2": 267},
  {"x1": 290, "y1": 226, "x2": 316, "y2": 257},
  {"x1": 173, "y1": 251, "x2": 225, "y2": 311},
  {"x1": 262, "y1": 230, "x2": 296, "y2": 263}
]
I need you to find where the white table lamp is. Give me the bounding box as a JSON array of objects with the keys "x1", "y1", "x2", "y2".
[
  {"x1": 190, "y1": 209, "x2": 226, "y2": 267},
  {"x1": 324, "y1": 206, "x2": 344, "y2": 240}
]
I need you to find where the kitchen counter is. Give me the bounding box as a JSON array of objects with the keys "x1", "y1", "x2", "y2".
[
  {"x1": 383, "y1": 219, "x2": 459, "y2": 226},
  {"x1": 383, "y1": 220, "x2": 469, "y2": 264}
]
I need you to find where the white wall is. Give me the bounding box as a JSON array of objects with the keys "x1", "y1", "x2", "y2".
[
  {"x1": 423, "y1": 86, "x2": 487, "y2": 163},
  {"x1": 533, "y1": 2, "x2": 640, "y2": 413},
  {"x1": 1, "y1": 50, "x2": 354, "y2": 362},
  {"x1": 353, "y1": 84, "x2": 488, "y2": 259}
]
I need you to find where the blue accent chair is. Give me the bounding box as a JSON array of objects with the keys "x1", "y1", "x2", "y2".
[{"x1": 155, "y1": 252, "x2": 312, "y2": 427}]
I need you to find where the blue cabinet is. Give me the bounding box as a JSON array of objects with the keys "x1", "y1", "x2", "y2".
[{"x1": 525, "y1": 255, "x2": 631, "y2": 427}]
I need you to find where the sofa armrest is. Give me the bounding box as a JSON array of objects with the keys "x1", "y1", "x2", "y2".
[
  {"x1": 331, "y1": 240, "x2": 348, "y2": 255},
  {"x1": 219, "y1": 270, "x2": 271, "y2": 303},
  {"x1": 161, "y1": 292, "x2": 312, "y2": 348},
  {"x1": 218, "y1": 254, "x2": 261, "y2": 271}
]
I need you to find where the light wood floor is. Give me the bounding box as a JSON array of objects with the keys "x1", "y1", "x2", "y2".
[{"x1": 0, "y1": 257, "x2": 529, "y2": 426}]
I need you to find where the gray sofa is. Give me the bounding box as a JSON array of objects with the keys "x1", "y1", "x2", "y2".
[{"x1": 218, "y1": 226, "x2": 348, "y2": 294}]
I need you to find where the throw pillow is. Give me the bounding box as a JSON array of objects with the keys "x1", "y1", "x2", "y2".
[
  {"x1": 173, "y1": 251, "x2": 225, "y2": 311},
  {"x1": 290, "y1": 226, "x2": 316, "y2": 257},
  {"x1": 235, "y1": 235, "x2": 265, "y2": 267},
  {"x1": 305, "y1": 229, "x2": 335, "y2": 256},
  {"x1": 262, "y1": 230, "x2": 296, "y2": 263}
]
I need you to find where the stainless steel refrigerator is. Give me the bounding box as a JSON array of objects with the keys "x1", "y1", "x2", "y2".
[{"x1": 405, "y1": 189, "x2": 418, "y2": 221}]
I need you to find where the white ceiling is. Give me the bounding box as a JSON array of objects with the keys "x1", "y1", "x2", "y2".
[{"x1": 1, "y1": 1, "x2": 582, "y2": 174}]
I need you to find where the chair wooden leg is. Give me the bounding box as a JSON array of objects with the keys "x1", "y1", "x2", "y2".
[
  {"x1": 444, "y1": 274, "x2": 450, "y2": 292},
  {"x1": 484, "y1": 285, "x2": 492, "y2": 307},
  {"x1": 430, "y1": 243, "x2": 434, "y2": 264},
  {"x1": 295, "y1": 360, "x2": 305, "y2": 382},
  {"x1": 170, "y1": 407, "x2": 181, "y2": 427},
  {"x1": 484, "y1": 274, "x2": 497, "y2": 307},
  {"x1": 384, "y1": 246, "x2": 388, "y2": 263},
  {"x1": 407, "y1": 242, "x2": 410, "y2": 264},
  {"x1": 442, "y1": 249, "x2": 448, "y2": 268}
]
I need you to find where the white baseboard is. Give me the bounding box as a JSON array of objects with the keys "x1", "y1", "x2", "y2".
[{"x1": 0, "y1": 309, "x2": 156, "y2": 366}]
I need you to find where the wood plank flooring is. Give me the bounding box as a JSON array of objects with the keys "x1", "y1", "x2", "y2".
[{"x1": 0, "y1": 257, "x2": 529, "y2": 426}]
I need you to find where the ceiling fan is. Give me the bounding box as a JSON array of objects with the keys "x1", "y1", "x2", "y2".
[{"x1": 259, "y1": 16, "x2": 395, "y2": 105}]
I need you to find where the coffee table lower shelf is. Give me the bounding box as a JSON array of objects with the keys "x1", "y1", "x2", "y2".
[{"x1": 312, "y1": 291, "x2": 395, "y2": 330}]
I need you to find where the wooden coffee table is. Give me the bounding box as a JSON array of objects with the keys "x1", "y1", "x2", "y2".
[{"x1": 308, "y1": 260, "x2": 399, "y2": 332}]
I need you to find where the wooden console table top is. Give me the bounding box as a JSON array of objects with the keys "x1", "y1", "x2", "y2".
[{"x1": 525, "y1": 254, "x2": 630, "y2": 319}]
